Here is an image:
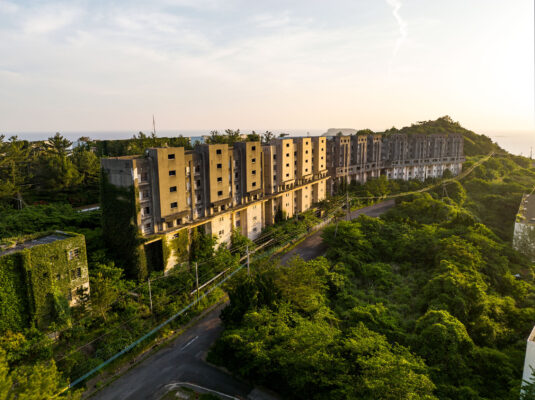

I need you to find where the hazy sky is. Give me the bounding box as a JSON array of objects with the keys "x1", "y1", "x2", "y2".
[{"x1": 1, "y1": 0, "x2": 533, "y2": 135}]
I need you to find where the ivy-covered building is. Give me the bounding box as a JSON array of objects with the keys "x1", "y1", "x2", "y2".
[
  {"x1": 514, "y1": 193, "x2": 535, "y2": 260},
  {"x1": 0, "y1": 231, "x2": 90, "y2": 332}
]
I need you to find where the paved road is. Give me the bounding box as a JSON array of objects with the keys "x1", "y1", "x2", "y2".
[
  {"x1": 94, "y1": 303, "x2": 254, "y2": 400},
  {"x1": 279, "y1": 199, "x2": 395, "y2": 264},
  {"x1": 94, "y1": 200, "x2": 395, "y2": 400}
]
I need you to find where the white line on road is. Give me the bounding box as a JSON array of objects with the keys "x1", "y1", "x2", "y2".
[{"x1": 180, "y1": 335, "x2": 199, "y2": 351}]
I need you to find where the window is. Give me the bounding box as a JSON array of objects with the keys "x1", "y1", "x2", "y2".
[
  {"x1": 252, "y1": 146, "x2": 256, "y2": 151},
  {"x1": 196, "y1": 180, "x2": 201, "y2": 187},
  {"x1": 305, "y1": 150, "x2": 309, "y2": 154},
  {"x1": 219, "y1": 230, "x2": 224, "y2": 235},
  {"x1": 305, "y1": 169, "x2": 308, "y2": 172},
  {"x1": 197, "y1": 195, "x2": 202, "y2": 201},
  {"x1": 305, "y1": 159, "x2": 309, "y2": 163},
  {"x1": 286, "y1": 153, "x2": 290, "y2": 157},
  {"x1": 253, "y1": 216, "x2": 257, "y2": 221},
  {"x1": 168, "y1": 220, "x2": 174, "y2": 228},
  {"x1": 273, "y1": 175, "x2": 277, "y2": 181},
  {"x1": 294, "y1": 151, "x2": 297, "y2": 156},
  {"x1": 140, "y1": 172, "x2": 148, "y2": 182},
  {"x1": 216, "y1": 149, "x2": 222, "y2": 155},
  {"x1": 217, "y1": 163, "x2": 222, "y2": 169},
  {"x1": 286, "y1": 173, "x2": 289, "y2": 177},
  {"x1": 142, "y1": 190, "x2": 149, "y2": 199},
  {"x1": 217, "y1": 177, "x2": 223, "y2": 182},
  {"x1": 145, "y1": 222, "x2": 151, "y2": 229},
  {"x1": 168, "y1": 154, "x2": 175, "y2": 159},
  {"x1": 68, "y1": 248, "x2": 80, "y2": 260},
  {"x1": 273, "y1": 154, "x2": 277, "y2": 160},
  {"x1": 252, "y1": 182, "x2": 257, "y2": 187},
  {"x1": 218, "y1": 190, "x2": 223, "y2": 196},
  {"x1": 169, "y1": 170, "x2": 176, "y2": 176},
  {"x1": 170, "y1": 186, "x2": 177, "y2": 192},
  {"x1": 252, "y1": 158, "x2": 256, "y2": 163},
  {"x1": 144, "y1": 207, "x2": 150, "y2": 215},
  {"x1": 253, "y1": 227, "x2": 258, "y2": 232},
  {"x1": 170, "y1": 202, "x2": 178, "y2": 208},
  {"x1": 195, "y1": 165, "x2": 200, "y2": 173},
  {"x1": 286, "y1": 163, "x2": 290, "y2": 167},
  {"x1": 286, "y1": 143, "x2": 290, "y2": 147},
  {"x1": 252, "y1": 170, "x2": 256, "y2": 175},
  {"x1": 76, "y1": 268, "x2": 82, "y2": 278},
  {"x1": 235, "y1": 172, "x2": 238, "y2": 178}
]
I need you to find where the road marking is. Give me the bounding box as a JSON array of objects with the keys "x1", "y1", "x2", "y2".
[{"x1": 180, "y1": 335, "x2": 198, "y2": 351}]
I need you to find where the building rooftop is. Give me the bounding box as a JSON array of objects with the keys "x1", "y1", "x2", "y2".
[
  {"x1": 0, "y1": 231, "x2": 73, "y2": 257},
  {"x1": 517, "y1": 193, "x2": 535, "y2": 225}
]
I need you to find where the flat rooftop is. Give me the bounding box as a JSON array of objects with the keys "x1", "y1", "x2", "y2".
[
  {"x1": 0, "y1": 232, "x2": 72, "y2": 257},
  {"x1": 518, "y1": 194, "x2": 535, "y2": 225}
]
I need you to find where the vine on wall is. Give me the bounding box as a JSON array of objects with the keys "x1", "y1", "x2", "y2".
[
  {"x1": 100, "y1": 170, "x2": 147, "y2": 280},
  {"x1": 0, "y1": 231, "x2": 87, "y2": 331}
]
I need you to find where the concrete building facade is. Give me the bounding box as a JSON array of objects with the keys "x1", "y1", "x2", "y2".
[
  {"x1": 327, "y1": 132, "x2": 464, "y2": 191},
  {"x1": 0, "y1": 231, "x2": 90, "y2": 331},
  {"x1": 101, "y1": 132, "x2": 464, "y2": 271}
]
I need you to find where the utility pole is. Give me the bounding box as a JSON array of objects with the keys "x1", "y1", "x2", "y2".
[
  {"x1": 346, "y1": 190, "x2": 349, "y2": 220},
  {"x1": 246, "y1": 245, "x2": 250, "y2": 276},
  {"x1": 195, "y1": 262, "x2": 199, "y2": 302},
  {"x1": 148, "y1": 278, "x2": 153, "y2": 313}
]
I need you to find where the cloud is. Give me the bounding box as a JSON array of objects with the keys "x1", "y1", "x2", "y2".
[{"x1": 386, "y1": 0, "x2": 407, "y2": 61}]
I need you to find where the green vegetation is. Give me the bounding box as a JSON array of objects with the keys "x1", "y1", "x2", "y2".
[
  {"x1": 0, "y1": 232, "x2": 87, "y2": 331},
  {"x1": 210, "y1": 148, "x2": 535, "y2": 398},
  {"x1": 95, "y1": 132, "x2": 192, "y2": 157},
  {"x1": 100, "y1": 171, "x2": 147, "y2": 280},
  {"x1": 0, "y1": 133, "x2": 100, "y2": 207}
]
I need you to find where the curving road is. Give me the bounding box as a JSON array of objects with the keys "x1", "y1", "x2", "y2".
[
  {"x1": 92, "y1": 200, "x2": 395, "y2": 399},
  {"x1": 278, "y1": 199, "x2": 395, "y2": 265}
]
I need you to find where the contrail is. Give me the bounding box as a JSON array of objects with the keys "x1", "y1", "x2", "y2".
[{"x1": 386, "y1": 0, "x2": 407, "y2": 69}]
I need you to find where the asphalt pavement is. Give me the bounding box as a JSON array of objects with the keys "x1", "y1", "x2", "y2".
[
  {"x1": 93, "y1": 200, "x2": 395, "y2": 400},
  {"x1": 93, "y1": 303, "x2": 253, "y2": 400}
]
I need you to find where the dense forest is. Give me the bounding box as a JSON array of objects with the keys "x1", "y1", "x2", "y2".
[{"x1": 210, "y1": 140, "x2": 535, "y2": 398}]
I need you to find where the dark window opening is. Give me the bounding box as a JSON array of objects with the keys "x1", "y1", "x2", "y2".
[
  {"x1": 168, "y1": 154, "x2": 175, "y2": 159},
  {"x1": 170, "y1": 186, "x2": 177, "y2": 192}
]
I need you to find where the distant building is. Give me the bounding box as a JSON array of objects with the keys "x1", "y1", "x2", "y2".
[
  {"x1": 522, "y1": 326, "x2": 535, "y2": 389},
  {"x1": 326, "y1": 131, "x2": 465, "y2": 191},
  {"x1": 513, "y1": 193, "x2": 535, "y2": 260},
  {"x1": 0, "y1": 231, "x2": 90, "y2": 331}
]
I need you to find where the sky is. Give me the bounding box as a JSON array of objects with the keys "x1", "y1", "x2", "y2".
[{"x1": 0, "y1": 0, "x2": 534, "y2": 138}]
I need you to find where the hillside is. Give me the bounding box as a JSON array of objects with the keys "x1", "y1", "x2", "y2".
[{"x1": 381, "y1": 116, "x2": 503, "y2": 156}]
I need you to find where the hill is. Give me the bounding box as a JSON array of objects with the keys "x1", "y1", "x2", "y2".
[{"x1": 382, "y1": 116, "x2": 503, "y2": 156}]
